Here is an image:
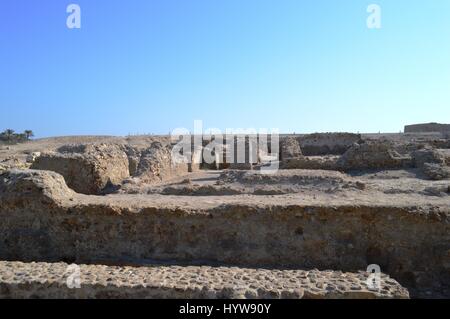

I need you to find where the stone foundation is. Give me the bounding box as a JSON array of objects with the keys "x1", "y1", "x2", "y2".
[{"x1": 0, "y1": 261, "x2": 408, "y2": 299}]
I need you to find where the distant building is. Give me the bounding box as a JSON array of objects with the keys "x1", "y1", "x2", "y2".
[{"x1": 404, "y1": 122, "x2": 450, "y2": 133}]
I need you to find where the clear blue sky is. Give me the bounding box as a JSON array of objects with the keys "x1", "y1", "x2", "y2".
[{"x1": 1, "y1": 0, "x2": 449, "y2": 137}]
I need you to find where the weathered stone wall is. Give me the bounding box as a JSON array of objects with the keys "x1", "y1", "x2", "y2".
[
  {"x1": 280, "y1": 156, "x2": 340, "y2": 170},
  {"x1": 170, "y1": 131, "x2": 364, "y2": 172},
  {"x1": 0, "y1": 170, "x2": 448, "y2": 292},
  {"x1": 31, "y1": 144, "x2": 129, "y2": 195},
  {"x1": 412, "y1": 148, "x2": 446, "y2": 168},
  {"x1": 298, "y1": 133, "x2": 362, "y2": 156},
  {"x1": 280, "y1": 137, "x2": 302, "y2": 161},
  {"x1": 200, "y1": 136, "x2": 259, "y2": 170},
  {"x1": 411, "y1": 148, "x2": 449, "y2": 180},
  {"x1": 405, "y1": 123, "x2": 450, "y2": 133},
  {"x1": 31, "y1": 142, "x2": 191, "y2": 192},
  {"x1": 338, "y1": 141, "x2": 412, "y2": 171},
  {"x1": 131, "y1": 142, "x2": 188, "y2": 183}
]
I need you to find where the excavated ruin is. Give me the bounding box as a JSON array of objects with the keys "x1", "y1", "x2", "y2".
[{"x1": 0, "y1": 132, "x2": 449, "y2": 299}]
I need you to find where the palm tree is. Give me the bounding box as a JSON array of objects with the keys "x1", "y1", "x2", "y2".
[
  {"x1": 24, "y1": 130, "x2": 34, "y2": 140},
  {"x1": 4, "y1": 129, "x2": 15, "y2": 142}
]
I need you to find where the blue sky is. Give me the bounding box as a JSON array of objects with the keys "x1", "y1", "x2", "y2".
[{"x1": 1, "y1": 0, "x2": 449, "y2": 137}]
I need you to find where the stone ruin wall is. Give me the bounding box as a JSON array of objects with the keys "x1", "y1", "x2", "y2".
[
  {"x1": 297, "y1": 133, "x2": 362, "y2": 156},
  {"x1": 31, "y1": 142, "x2": 189, "y2": 195},
  {"x1": 16, "y1": 131, "x2": 448, "y2": 205},
  {"x1": 31, "y1": 144, "x2": 130, "y2": 195},
  {"x1": 197, "y1": 133, "x2": 362, "y2": 170},
  {"x1": 405, "y1": 123, "x2": 450, "y2": 134},
  {"x1": 27, "y1": 132, "x2": 450, "y2": 195},
  {"x1": 0, "y1": 170, "x2": 448, "y2": 292}
]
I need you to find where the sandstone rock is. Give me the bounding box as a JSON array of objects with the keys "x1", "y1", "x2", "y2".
[{"x1": 31, "y1": 143, "x2": 129, "y2": 195}]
